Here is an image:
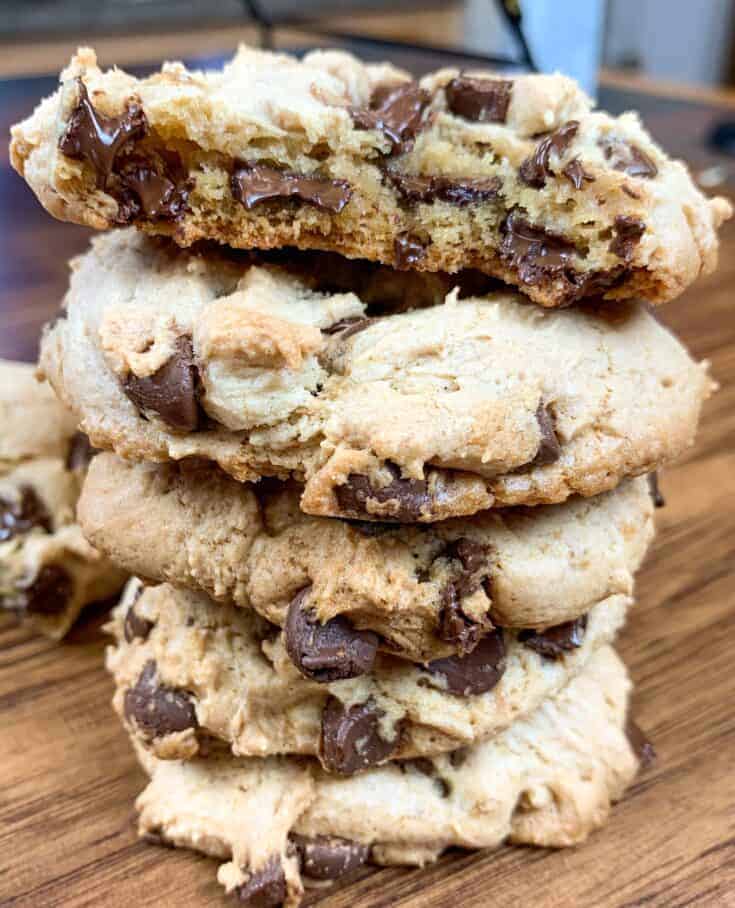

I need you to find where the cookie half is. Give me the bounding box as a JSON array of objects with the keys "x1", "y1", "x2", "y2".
[
  {"x1": 107, "y1": 580, "x2": 629, "y2": 769},
  {"x1": 131, "y1": 646, "x2": 641, "y2": 906},
  {"x1": 83, "y1": 453, "x2": 654, "y2": 663},
  {"x1": 0, "y1": 360, "x2": 126, "y2": 637},
  {"x1": 11, "y1": 46, "x2": 730, "y2": 307},
  {"x1": 41, "y1": 231, "x2": 711, "y2": 522}
]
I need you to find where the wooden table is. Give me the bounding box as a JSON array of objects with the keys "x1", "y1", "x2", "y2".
[{"x1": 1, "y1": 43, "x2": 735, "y2": 908}]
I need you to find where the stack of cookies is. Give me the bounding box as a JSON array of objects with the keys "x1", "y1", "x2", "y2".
[{"x1": 11, "y1": 45, "x2": 728, "y2": 905}]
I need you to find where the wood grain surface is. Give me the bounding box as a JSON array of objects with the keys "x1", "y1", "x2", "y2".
[{"x1": 1, "y1": 50, "x2": 734, "y2": 908}]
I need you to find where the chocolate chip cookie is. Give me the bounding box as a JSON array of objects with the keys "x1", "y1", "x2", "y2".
[
  {"x1": 83, "y1": 453, "x2": 654, "y2": 663},
  {"x1": 11, "y1": 47, "x2": 730, "y2": 307},
  {"x1": 0, "y1": 360, "x2": 127, "y2": 637},
  {"x1": 107, "y1": 580, "x2": 629, "y2": 767},
  {"x1": 40, "y1": 230, "x2": 712, "y2": 522},
  {"x1": 130, "y1": 646, "x2": 641, "y2": 905}
]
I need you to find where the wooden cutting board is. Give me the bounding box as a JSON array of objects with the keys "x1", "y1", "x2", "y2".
[{"x1": 1, "y1": 63, "x2": 735, "y2": 908}]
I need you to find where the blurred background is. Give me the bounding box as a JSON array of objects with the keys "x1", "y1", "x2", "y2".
[{"x1": 2, "y1": 0, "x2": 735, "y2": 361}]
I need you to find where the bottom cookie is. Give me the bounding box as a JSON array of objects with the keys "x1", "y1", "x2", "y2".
[{"x1": 133, "y1": 647, "x2": 642, "y2": 906}]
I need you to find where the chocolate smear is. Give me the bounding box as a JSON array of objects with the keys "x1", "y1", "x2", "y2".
[
  {"x1": 59, "y1": 79, "x2": 148, "y2": 186},
  {"x1": 232, "y1": 163, "x2": 352, "y2": 214},
  {"x1": 519, "y1": 121, "x2": 579, "y2": 188}
]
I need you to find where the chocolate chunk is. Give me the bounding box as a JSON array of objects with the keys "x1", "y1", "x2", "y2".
[
  {"x1": 449, "y1": 747, "x2": 469, "y2": 768},
  {"x1": 322, "y1": 317, "x2": 373, "y2": 339},
  {"x1": 447, "y1": 537, "x2": 491, "y2": 597},
  {"x1": 123, "y1": 660, "x2": 198, "y2": 739},
  {"x1": 424, "y1": 628, "x2": 506, "y2": 696},
  {"x1": 519, "y1": 122, "x2": 579, "y2": 188},
  {"x1": 647, "y1": 472, "x2": 665, "y2": 508},
  {"x1": 12, "y1": 565, "x2": 73, "y2": 616},
  {"x1": 58, "y1": 79, "x2": 148, "y2": 186},
  {"x1": 115, "y1": 152, "x2": 191, "y2": 222},
  {"x1": 0, "y1": 485, "x2": 52, "y2": 542},
  {"x1": 435, "y1": 537, "x2": 493, "y2": 654},
  {"x1": 601, "y1": 139, "x2": 658, "y2": 179},
  {"x1": 122, "y1": 335, "x2": 201, "y2": 432},
  {"x1": 562, "y1": 158, "x2": 595, "y2": 190},
  {"x1": 351, "y1": 82, "x2": 430, "y2": 154},
  {"x1": 610, "y1": 215, "x2": 645, "y2": 260},
  {"x1": 284, "y1": 587, "x2": 379, "y2": 682},
  {"x1": 123, "y1": 593, "x2": 154, "y2": 643},
  {"x1": 321, "y1": 697, "x2": 400, "y2": 774},
  {"x1": 231, "y1": 163, "x2": 352, "y2": 214},
  {"x1": 234, "y1": 856, "x2": 286, "y2": 907},
  {"x1": 445, "y1": 76, "x2": 513, "y2": 123},
  {"x1": 394, "y1": 234, "x2": 427, "y2": 270},
  {"x1": 626, "y1": 718, "x2": 657, "y2": 770},
  {"x1": 334, "y1": 462, "x2": 431, "y2": 522},
  {"x1": 531, "y1": 401, "x2": 561, "y2": 466},
  {"x1": 292, "y1": 834, "x2": 370, "y2": 880},
  {"x1": 500, "y1": 210, "x2": 578, "y2": 282},
  {"x1": 65, "y1": 432, "x2": 99, "y2": 471},
  {"x1": 519, "y1": 615, "x2": 587, "y2": 660},
  {"x1": 438, "y1": 584, "x2": 483, "y2": 655},
  {"x1": 388, "y1": 171, "x2": 502, "y2": 206}
]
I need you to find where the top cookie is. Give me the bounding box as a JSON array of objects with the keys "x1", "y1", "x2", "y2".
[
  {"x1": 10, "y1": 46, "x2": 730, "y2": 307},
  {"x1": 40, "y1": 230, "x2": 712, "y2": 523}
]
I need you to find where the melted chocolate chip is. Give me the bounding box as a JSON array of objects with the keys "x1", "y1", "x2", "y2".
[
  {"x1": 231, "y1": 163, "x2": 352, "y2": 214},
  {"x1": 519, "y1": 615, "x2": 587, "y2": 660},
  {"x1": 351, "y1": 82, "x2": 430, "y2": 154},
  {"x1": 123, "y1": 594, "x2": 154, "y2": 643},
  {"x1": 531, "y1": 402, "x2": 562, "y2": 466},
  {"x1": 610, "y1": 215, "x2": 645, "y2": 260},
  {"x1": 562, "y1": 158, "x2": 595, "y2": 190},
  {"x1": 519, "y1": 122, "x2": 579, "y2": 188},
  {"x1": 12, "y1": 565, "x2": 73, "y2": 615},
  {"x1": 334, "y1": 462, "x2": 431, "y2": 522},
  {"x1": 647, "y1": 472, "x2": 665, "y2": 508},
  {"x1": 292, "y1": 834, "x2": 370, "y2": 880},
  {"x1": 449, "y1": 747, "x2": 469, "y2": 768},
  {"x1": 445, "y1": 76, "x2": 513, "y2": 123},
  {"x1": 626, "y1": 718, "x2": 657, "y2": 770},
  {"x1": 320, "y1": 697, "x2": 400, "y2": 774},
  {"x1": 284, "y1": 587, "x2": 379, "y2": 682},
  {"x1": 601, "y1": 139, "x2": 658, "y2": 179},
  {"x1": 499, "y1": 210, "x2": 577, "y2": 280},
  {"x1": 0, "y1": 485, "x2": 52, "y2": 543},
  {"x1": 322, "y1": 317, "x2": 373, "y2": 339},
  {"x1": 115, "y1": 152, "x2": 191, "y2": 222},
  {"x1": 123, "y1": 660, "x2": 198, "y2": 739},
  {"x1": 394, "y1": 234, "x2": 428, "y2": 270},
  {"x1": 388, "y1": 171, "x2": 502, "y2": 206},
  {"x1": 65, "y1": 432, "x2": 99, "y2": 471},
  {"x1": 122, "y1": 335, "x2": 201, "y2": 432},
  {"x1": 234, "y1": 856, "x2": 286, "y2": 907},
  {"x1": 424, "y1": 627, "x2": 506, "y2": 696},
  {"x1": 58, "y1": 79, "x2": 148, "y2": 186},
  {"x1": 448, "y1": 537, "x2": 491, "y2": 594}
]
